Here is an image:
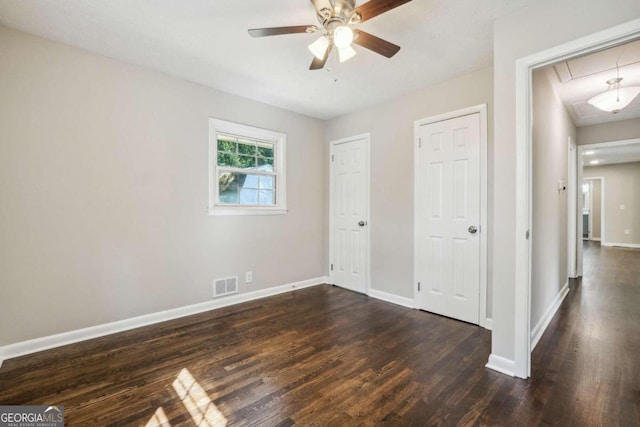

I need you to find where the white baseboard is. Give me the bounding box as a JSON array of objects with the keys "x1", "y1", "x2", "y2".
[
  {"x1": 367, "y1": 288, "x2": 414, "y2": 309},
  {"x1": 485, "y1": 354, "x2": 515, "y2": 377},
  {"x1": 0, "y1": 276, "x2": 328, "y2": 362},
  {"x1": 530, "y1": 281, "x2": 569, "y2": 351},
  {"x1": 602, "y1": 242, "x2": 640, "y2": 249},
  {"x1": 590, "y1": 238, "x2": 601, "y2": 242}
]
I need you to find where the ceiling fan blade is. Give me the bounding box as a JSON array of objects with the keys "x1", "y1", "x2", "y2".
[
  {"x1": 353, "y1": 30, "x2": 400, "y2": 58},
  {"x1": 248, "y1": 25, "x2": 317, "y2": 37},
  {"x1": 352, "y1": 0, "x2": 413, "y2": 23},
  {"x1": 310, "y1": 43, "x2": 333, "y2": 70}
]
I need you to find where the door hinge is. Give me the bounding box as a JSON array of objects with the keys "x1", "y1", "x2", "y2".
[
  {"x1": 331, "y1": 154, "x2": 334, "y2": 162},
  {"x1": 418, "y1": 138, "x2": 422, "y2": 148},
  {"x1": 418, "y1": 282, "x2": 421, "y2": 291},
  {"x1": 331, "y1": 263, "x2": 334, "y2": 271},
  {"x1": 526, "y1": 229, "x2": 530, "y2": 240}
]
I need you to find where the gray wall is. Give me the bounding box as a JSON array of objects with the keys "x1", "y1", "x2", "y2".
[
  {"x1": 324, "y1": 68, "x2": 494, "y2": 310},
  {"x1": 577, "y1": 118, "x2": 640, "y2": 145},
  {"x1": 492, "y1": 0, "x2": 640, "y2": 363},
  {"x1": 0, "y1": 27, "x2": 326, "y2": 345},
  {"x1": 584, "y1": 162, "x2": 640, "y2": 245},
  {"x1": 530, "y1": 69, "x2": 574, "y2": 331}
]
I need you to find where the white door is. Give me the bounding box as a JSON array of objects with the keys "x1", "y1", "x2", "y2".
[
  {"x1": 416, "y1": 113, "x2": 481, "y2": 324},
  {"x1": 330, "y1": 135, "x2": 369, "y2": 294}
]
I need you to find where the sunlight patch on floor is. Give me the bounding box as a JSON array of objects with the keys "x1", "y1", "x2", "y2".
[
  {"x1": 145, "y1": 406, "x2": 171, "y2": 427},
  {"x1": 172, "y1": 368, "x2": 227, "y2": 427}
]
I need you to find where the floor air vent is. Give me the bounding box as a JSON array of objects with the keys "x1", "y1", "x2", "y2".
[{"x1": 214, "y1": 276, "x2": 238, "y2": 297}]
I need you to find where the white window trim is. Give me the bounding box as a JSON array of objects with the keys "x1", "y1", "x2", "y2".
[{"x1": 209, "y1": 119, "x2": 287, "y2": 216}]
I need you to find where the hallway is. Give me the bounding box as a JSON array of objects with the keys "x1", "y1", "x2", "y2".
[{"x1": 528, "y1": 241, "x2": 640, "y2": 425}]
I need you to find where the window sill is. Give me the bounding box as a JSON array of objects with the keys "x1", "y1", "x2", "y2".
[{"x1": 208, "y1": 206, "x2": 287, "y2": 216}]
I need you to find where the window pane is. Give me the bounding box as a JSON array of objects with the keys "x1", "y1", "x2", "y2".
[
  {"x1": 240, "y1": 188, "x2": 258, "y2": 205},
  {"x1": 238, "y1": 141, "x2": 256, "y2": 155},
  {"x1": 258, "y1": 157, "x2": 274, "y2": 171},
  {"x1": 220, "y1": 171, "x2": 247, "y2": 188},
  {"x1": 217, "y1": 152, "x2": 240, "y2": 167},
  {"x1": 218, "y1": 153, "x2": 256, "y2": 169},
  {"x1": 258, "y1": 146, "x2": 274, "y2": 158},
  {"x1": 219, "y1": 188, "x2": 239, "y2": 204},
  {"x1": 218, "y1": 172, "x2": 239, "y2": 203},
  {"x1": 258, "y1": 175, "x2": 274, "y2": 190},
  {"x1": 218, "y1": 171, "x2": 276, "y2": 206},
  {"x1": 259, "y1": 190, "x2": 274, "y2": 205},
  {"x1": 237, "y1": 155, "x2": 256, "y2": 169},
  {"x1": 241, "y1": 173, "x2": 259, "y2": 189},
  {"x1": 217, "y1": 137, "x2": 236, "y2": 153}
]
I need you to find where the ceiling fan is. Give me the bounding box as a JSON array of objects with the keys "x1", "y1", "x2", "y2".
[{"x1": 248, "y1": 0, "x2": 413, "y2": 70}]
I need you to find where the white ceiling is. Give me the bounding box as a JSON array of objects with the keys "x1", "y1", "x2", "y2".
[
  {"x1": 0, "y1": 0, "x2": 531, "y2": 120},
  {"x1": 551, "y1": 39, "x2": 640, "y2": 127}
]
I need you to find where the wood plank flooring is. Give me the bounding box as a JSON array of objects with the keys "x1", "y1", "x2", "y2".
[{"x1": 1, "y1": 242, "x2": 639, "y2": 426}]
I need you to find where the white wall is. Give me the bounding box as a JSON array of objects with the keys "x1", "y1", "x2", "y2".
[
  {"x1": 584, "y1": 162, "x2": 640, "y2": 244},
  {"x1": 324, "y1": 68, "x2": 493, "y2": 307},
  {"x1": 530, "y1": 68, "x2": 574, "y2": 331},
  {"x1": 577, "y1": 118, "x2": 640, "y2": 145},
  {"x1": 0, "y1": 26, "x2": 326, "y2": 346},
  {"x1": 492, "y1": 0, "x2": 640, "y2": 363}
]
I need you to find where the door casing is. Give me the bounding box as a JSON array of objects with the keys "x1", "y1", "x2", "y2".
[{"x1": 568, "y1": 139, "x2": 578, "y2": 279}]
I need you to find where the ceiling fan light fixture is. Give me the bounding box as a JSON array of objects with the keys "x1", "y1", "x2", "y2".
[
  {"x1": 338, "y1": 45, "x2": 357, "y2": 63},
  {"x1": 308, "y1": 36, "x2": 330, "y2": 60},
  {"x1": 588, "y1": 77, "x2": 640, "y2": 113},
  {"x1": 333, "y1": 26, "x2": 354, "y2": 49}
]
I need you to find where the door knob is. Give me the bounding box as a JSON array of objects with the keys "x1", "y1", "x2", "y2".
[
  {"x1": 468, "y1": 225, "x2": 478, "y2": 234},
  {"x1": 358, "y1": 220, "x2": 366, "y2": 227}
]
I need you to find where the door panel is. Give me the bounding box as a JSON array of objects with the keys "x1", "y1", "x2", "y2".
[
  {"x1": 331, "y1": 136, "x2": 369, "y2": 294},
  {"x1": 416, "y1": 114, "x2": 480, "y2": 324}
]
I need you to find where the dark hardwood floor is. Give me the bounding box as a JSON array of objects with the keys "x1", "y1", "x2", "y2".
[{"x1": 1, "y1": 242, "x2": 639, "y2": 426}]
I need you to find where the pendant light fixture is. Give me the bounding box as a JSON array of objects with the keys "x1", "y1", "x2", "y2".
[
  {"x1": 309, "y1": 36, "x2": 330, "y2": 60},
  {"x1": 333, "y1": 25, "x2": 357, "y2": 63},
  {"x1": 308, "y1": 25, "x2": 357, "y2": 64},
  {"x1": 588, "y1": 61, "x2": 640, "y2": 113}
]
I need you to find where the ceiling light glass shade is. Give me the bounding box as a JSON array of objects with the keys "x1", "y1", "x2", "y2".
[
  {"x1": 338, "y1": 45, "x2": 357, "y2": 63},
  {"x1": 333, "y1": 26, "x2": 354, "y2": 49},
  {"x1": 588, "y1": 78, "x2": 640, "y2": 113},
  {"x1": 308, "y1": 36, "x2": 329, "y2": 60}
]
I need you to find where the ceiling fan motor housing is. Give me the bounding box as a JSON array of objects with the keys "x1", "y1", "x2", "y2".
[{"x1": 324, "y1": 0, "x2": 356, "y2": 20}]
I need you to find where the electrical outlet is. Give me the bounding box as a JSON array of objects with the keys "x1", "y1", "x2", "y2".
[
  {"x1": 245, "y1": 271, "x2": 253, "y2": 283},
  {"x1": 620, "y1": 204, "x2": 625, "y2": 210},
  {"x1": 624, "y1": 229, "x2": 630, "y2": 235}
]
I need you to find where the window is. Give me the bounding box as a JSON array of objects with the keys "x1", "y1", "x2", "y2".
[{"x1": 209, "y1": 119, "x2": 286, "y2": 215}]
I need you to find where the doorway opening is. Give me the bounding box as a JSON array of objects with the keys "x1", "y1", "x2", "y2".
[{"x1": 515, "y1": 19, "x2": 640, "y2": 379}]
